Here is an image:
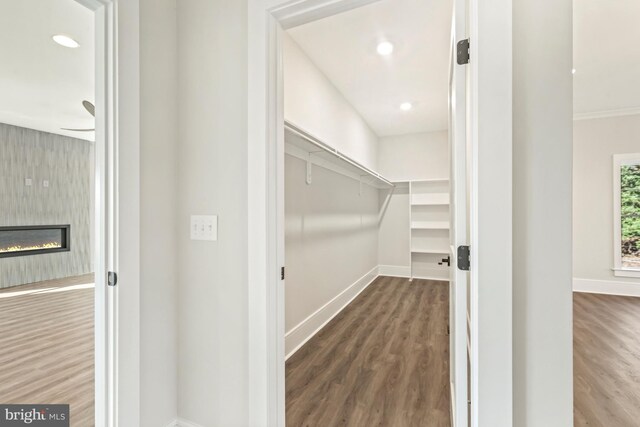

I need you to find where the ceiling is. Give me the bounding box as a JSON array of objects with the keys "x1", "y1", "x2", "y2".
[
  {"x1": 574, "y1": 0, "x2": 640, "y2": 116},
  {"x1": 1, "y1": 0, "x2": 630, "y2": 144},
  {"x1": 0, "y1": 0, "x2": 94, "y2": 141},
  {"x1": 287, "y1": 0, "x2": 452, "y2": 137}
]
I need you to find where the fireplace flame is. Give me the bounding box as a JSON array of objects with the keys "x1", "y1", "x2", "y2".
[{"x1": 0, "y1": 242, "x2": 62, "y2": 253}]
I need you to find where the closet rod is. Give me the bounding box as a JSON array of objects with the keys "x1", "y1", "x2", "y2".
[{"x1": 284, "y1": 121, "x2": 395, "y2": 188}]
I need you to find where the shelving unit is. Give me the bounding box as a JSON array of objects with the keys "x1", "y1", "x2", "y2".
[
  {"x1": 284, "y1": 121, "x2": 395, "y2": 190},
  {"x1": 409, "y1": 179, "x2": 451, "y2": 281}
]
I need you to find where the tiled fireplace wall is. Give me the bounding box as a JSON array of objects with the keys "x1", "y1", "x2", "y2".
[{"x1": 0, "y1": 123, "x2": 93, "y2": 288}]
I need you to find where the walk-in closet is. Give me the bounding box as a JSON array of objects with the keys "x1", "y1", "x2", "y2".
[{"x1": 280, "y1": 0, "x2": 459, "y2": 425}]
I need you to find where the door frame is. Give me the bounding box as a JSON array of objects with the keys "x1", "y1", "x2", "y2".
[
  {"x1": 247, "y1": 1, "x2": 497, "y2": 426},
  {"x1": 449, "y1": 0, "x2": 469, "y2": 421},
  {"x1": 76, "y1": 0, "x2": 124, "y2": 427}
]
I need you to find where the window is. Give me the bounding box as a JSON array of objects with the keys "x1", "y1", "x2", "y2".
[{"x1": 613, "y1": 153, "x2": 640, "y2": 277}]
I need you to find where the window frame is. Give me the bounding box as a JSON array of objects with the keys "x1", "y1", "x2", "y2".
[{"x1": 613, "y1": 153, "x2": 640, "y2": 278}]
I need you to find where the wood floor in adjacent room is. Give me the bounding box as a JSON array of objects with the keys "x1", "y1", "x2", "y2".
[
  {"x1": 286, "y1": 276, "x2": 451, "y2": 427},
  {"x1": 0, "y1": 274, "x2": 95, "y2": 427},
  {"x1": 574, "y1": 292, "x2": 640, "y2": 427}
]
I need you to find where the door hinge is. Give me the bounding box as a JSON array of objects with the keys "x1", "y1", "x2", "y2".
[
  {"x1": 457, "y1": 38, "x2": 470, "y2": 65},
  {"x1": 281, "y1": 266, "x2": 285, "y2": 280},
  {"x1": 107, "y1": 271, "x2": 118, "y2": 286},
  {"x1": 457, "y1": 246, "x2": 470, "y2": 271}
]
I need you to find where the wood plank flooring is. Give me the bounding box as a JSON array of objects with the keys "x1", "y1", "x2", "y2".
[
  {"x1": 286, "y1": 276, "x2": 451, "y2": 427},
  {"x1": 574, "y1": 292, "x2": 640, "y2": 427},
  {"x1": 0, "y1": 274, "x2": 95, "y2": 426}
]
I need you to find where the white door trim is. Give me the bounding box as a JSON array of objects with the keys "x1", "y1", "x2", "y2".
[
  {"x1": 468, "y1": 0, "x2": 513, "y2": 424},
  {"x1": 73, "y1": 1, "x2": 117, "y2": 426},
  {"x1": 449, "y1": 0, "x2": 469, "y2": 422},
  {"x1": 468, "y1": 3, "x2": 479, "y2": 425},
  {"x1": 248, "y1": 1, "x2": 487, "y2": 426},
  {"x1": 76, "y1": 1, "x2": 140, "y2": 426},
  {"x1": 111, "y1": 0, "x2": 141, "y2": 425}
]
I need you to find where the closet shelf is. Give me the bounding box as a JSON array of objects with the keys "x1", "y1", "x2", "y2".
[
  {"x1": 411, "y1": 178, "x2": 450, "y2": 183},
  {"x1": 411, "y1": 247, "x2": 451, "y2": 255},
  {"x1": 392, "y1": 178, "x2": 449, "y2": 185},
  {"x1": 411, "y1": 193, "x2": 450, "y2": 206},
  {"x1": 411, "y1": 221, "x2": 450, "y2": 230},
  {"x1": 285, "y1": 122, "x2": 394, "y2": 189}
]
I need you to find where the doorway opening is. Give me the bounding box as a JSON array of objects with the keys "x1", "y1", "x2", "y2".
[
  {"x1": 572, "y1": 0, "x2": 640, "y2": 424},
  {"x1": 0, "y1": 0, "x2": 114, "y2": 424},
  {"x1": 275, "y1": 0, "x2": 470, "y2": 425}
]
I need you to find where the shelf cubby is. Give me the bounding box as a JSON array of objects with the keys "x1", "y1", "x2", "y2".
[{"x1": 409, "y1": 180, "x2": 451, "y2": 281}]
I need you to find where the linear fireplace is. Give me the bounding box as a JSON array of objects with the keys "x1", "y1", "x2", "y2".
[{"x1": 0, "y1": 225, "x2": 71, "y2": 258}]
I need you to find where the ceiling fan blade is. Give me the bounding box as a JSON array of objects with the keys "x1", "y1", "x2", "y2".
[
  {"x1": 62, "y1": 101, "x2": 95, "y2": 132},
  {"x1": 61, "y1": 128, "x2": 95, "y2": 132},
  {"x1": 82, "y1": 100, "x2": 95, "y2": 117}
]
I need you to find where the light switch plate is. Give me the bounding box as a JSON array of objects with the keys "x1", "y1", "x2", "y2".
[
  {"x1": 190, "y1": 215, "x2": 218, "y2": 241},
  {"x1": 25, "y1": 178, "x2": 32, "y2": 187}
]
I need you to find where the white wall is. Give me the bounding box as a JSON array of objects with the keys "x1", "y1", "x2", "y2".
[
  {"x1": 177, "y1": 0, "x2": 249, "y2": 425},
  {"x1": 166, "y1": 0, "x2": 572, "y2": 424},
  {"x1": 513, "y1": 0, "x2": 573, "y2": 424},
  {"x1": 283, "y1": 32, "x2": 380, "y2": 170},
  {"x1": 378, "y1": 185, "x2": 410, "y2": 271},
  {"x1": 377, "y1": 131, "x2": 450, "y2": 274},
  {"x1": 378, "y1": 131, "x2": 449, "y2": 181},
  {"x1": 573, "y1": 114, "x2": 640, "y2": 286},
  {"x1": 140, "y1": 0, "x2": 178, "y2": 425},
  {"x1": 285, "y1": 154, "x2": 379, "y2": 355}
]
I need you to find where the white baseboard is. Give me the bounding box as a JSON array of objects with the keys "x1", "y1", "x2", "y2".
[
  {"x1": 412, "y1": 275, "x2": 449, "y2": 282},
  {"x1": 164, "y1": 417, "x2": 203, "y2": 427},
  {"x1": 378, "y1": 264, "x2": 411, "y2": 277},
  {"x1": 573, "y1": 277, "x2": 640, "y2": 297},
  {"x1": 379, "y1": 265, "x2": 449, "y2": 282},
  {"x1": 174, "y1": 418, "x2": 205, "y2": 427},
  {"x1": 285, "y1": 266, "x2": 379, "y2": 359}
]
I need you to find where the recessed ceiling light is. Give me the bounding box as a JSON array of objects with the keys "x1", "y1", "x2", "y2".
[
  {"x1": 571, "y1": 68, "x2": 576, "y2": 75},
  {"x1": 52, "y1": 35, "x2": 79, "y2": 48},
  {"x1": 377, "y1": 41, "x2": 394, "y2": 56},
  {"x1": 400, "y1": 102, "x2": 413, "y2": 111}
]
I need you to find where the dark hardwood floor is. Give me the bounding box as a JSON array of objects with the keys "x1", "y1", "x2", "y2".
[
  {"x1": 574, "y1": 292, "x2": 640, "y2": 427},
  {"x1": 286, "y1": 276, "x2": 451, "y2": 427}
]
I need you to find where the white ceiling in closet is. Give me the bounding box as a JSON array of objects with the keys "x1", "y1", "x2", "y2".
[
  {"x1": 287, "y1": 0, "x2": 452, "y2": 137},
  {"x1": 0, "y1": 0, "x2": 94, "y2": 140},
  {"x1": 573, "y1": 0, "x2": 640, "y2": 117}
]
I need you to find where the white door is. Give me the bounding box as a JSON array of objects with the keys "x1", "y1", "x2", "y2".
[{"x1": 449, "y1": 0, "x2": 470, "y2": 423}]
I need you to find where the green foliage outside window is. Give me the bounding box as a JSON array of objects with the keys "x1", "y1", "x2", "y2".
[{"x1": 621, "y1": 164, "x2": 640, "y2": 266}]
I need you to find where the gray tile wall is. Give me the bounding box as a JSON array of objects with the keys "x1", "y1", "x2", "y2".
[{"x1": 0, "y1": 123, "x2": 93, "y2": 288}]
